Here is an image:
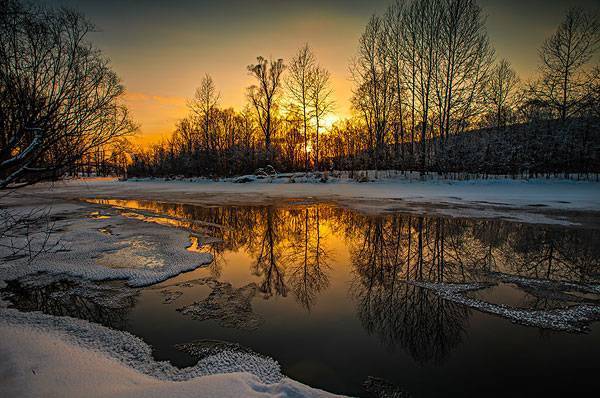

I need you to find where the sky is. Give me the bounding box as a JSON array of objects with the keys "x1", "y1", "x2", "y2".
[{"x1": 35, "y1": 0, "x2": 599, "y2": 146}]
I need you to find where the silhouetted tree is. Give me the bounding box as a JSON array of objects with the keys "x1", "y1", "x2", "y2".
[
  {"x1": 311, "y1": 65, "x2": 335, "y2": 170},
  {"x1": 484, "y1": 59, "x2": 520, "y2": 129},
  {"x1": 532, "y1": 7, "x2": 600, "y2": 122},
  {"x1": 0, "y1": 0, "x2": 135, "y2": 189},
  {"x1": 287, "y1": 45, "x2": 316, "y2": 171},
  {"x1": 351, "y1": 15, "x2": 395, "y2": 170},
  {"x1": 126, "y1": 1, "x2": 600, "y2": 179},
  {"x1": 247, "y1": 57, "x2": 285, "y2": 163}
]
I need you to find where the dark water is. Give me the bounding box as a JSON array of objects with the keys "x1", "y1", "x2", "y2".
[{"x1": 4, "y1": 200, "x2": 600, "y2": 397}]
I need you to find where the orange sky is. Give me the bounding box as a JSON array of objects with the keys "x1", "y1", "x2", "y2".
[
  {"x1": 113, "y1": 9, "x2": 365, "y2": 147},
  {"x1": 38, "y1": 0, "x2": 598, "y2": 147}
]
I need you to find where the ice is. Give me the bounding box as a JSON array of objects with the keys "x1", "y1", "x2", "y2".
[
  {"x1": 409, "y1": 281, "x2": 600, "y2": 332},
  {"x1": 0, "y1": 204, "x2": 213, "y2": 287},
  {"x1": 175, "y1": 277, "x2": 264, "y2": 330},
  {"x1": 16, "y1": 176, "x2": 599, "y2": 226}
]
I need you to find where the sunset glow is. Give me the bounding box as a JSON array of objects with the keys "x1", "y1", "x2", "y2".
[
  {"x1": 30, "y1": 0, "x2": 597, "y2": 147},
  {"x1": 321, "y1": 114, "x2": 339, "y2": 131},
  {"x1": 2, "y1": 1, "x2": 600, "y2": 396}
]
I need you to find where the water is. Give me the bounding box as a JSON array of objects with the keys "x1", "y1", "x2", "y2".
[{"x1": 4, "y1": 199, "x2": 600, "y2": 397}]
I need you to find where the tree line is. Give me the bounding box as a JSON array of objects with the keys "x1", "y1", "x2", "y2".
[
  {"x1": 128, "y1": 0, "x2": 600, "y2": 178},
  {"x1": 1, "y1": 0, "x2": 599, "y2": 185}
]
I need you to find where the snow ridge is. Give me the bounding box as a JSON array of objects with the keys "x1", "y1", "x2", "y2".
[{"x1": 0, "y1": 308, "x2": 284, "y2": 384}]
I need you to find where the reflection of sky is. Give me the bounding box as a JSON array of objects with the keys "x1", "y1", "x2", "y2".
[{"x1": 34, "y1": 0, "x2": 600, "y2": 145}]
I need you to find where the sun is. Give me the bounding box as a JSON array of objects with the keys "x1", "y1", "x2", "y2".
[{"x1": 321, "y1": 114, "x2": 339, "y2": 131}]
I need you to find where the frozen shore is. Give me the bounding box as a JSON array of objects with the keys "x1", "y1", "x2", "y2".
[
  {"x1": 0, "y1": 201, "x2": 213, "y2": 287},
  {"x1": 0, "y1": 190, "x2": 345, "y2": 398},
  {"x1": 0, "y1": 309, "x2": 342, "y2": 398},
  {"x1": 1, "y1": 176, "x2": 599, "y2": 398},
  {"x1": 12, "y1": 175, "x2": 600, "y2": 226}
]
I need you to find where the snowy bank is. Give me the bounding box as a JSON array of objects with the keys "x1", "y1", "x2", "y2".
[
  {"x1": 17, "y1": 175, "x2": 600, "y2": 226},
  {"x1": 41, "y1": 175, "x2": 600, "y2": 211},
  {"x1": 0, "y1": 197, "x2": 345, "y2": 397},
  {"x1": 0, "y1": 308, "x2": 343, "y2": 398}
]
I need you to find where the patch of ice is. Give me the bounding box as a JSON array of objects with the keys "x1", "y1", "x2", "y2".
[
  {"x1": 175, "y1": 277, "x2": 263, "y2": 330},
  {"x1": 409, "y1": 281, "x2": 600, "y2": 332},
  {"x1": 176, "y1": 339, "x2": 259, "y2": 361},
  {"x1": 9, "y1": 176, "x2": 600, "y2": 227},
  {"x1": 0, "y1": 204, "x2": 213, "y2": 287},
  {"x1": 487, "y1": 271, "x2": 600, "y2": 295},
  {"x1": 363, "y1": 376, "x2": 411, "y2": 398}
]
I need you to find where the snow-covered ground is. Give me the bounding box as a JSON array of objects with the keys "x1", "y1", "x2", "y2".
[
  {"x1": 0, "y1": 309, "x2": 342, "y2": 398},
  {"x1": 15, "y1": 175, "x2": 600, "y2": 226},
  {"x1": 0, "y1": 201, "x2": 213, "y2": 287},
  {"x1": 42, "y1": 175, "x2": 600, "y2": 209}
]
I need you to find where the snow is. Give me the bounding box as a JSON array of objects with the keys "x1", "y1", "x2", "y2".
[
  {"x1": 16, "y1": 176, "x2": 600, "y2": 226},
  {"x1": 0, "y1": 308, "x2": 343, "y2": 398},
  {"x1": 127, "y1": 175, "x2": 600, "y2": 212},
  {"x1": 0, "y1": 202, "x2": 213, "y2": 287},
  {"x1": 409, "y1": 281, "x2": 600, "y2": 332},
  {"x1": 0, "y1": 195, "x2": 345, "y2": 397}
]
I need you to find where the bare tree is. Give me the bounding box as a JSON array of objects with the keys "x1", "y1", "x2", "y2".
[
  {"x1": 311, "y1": 65, "x2": 335, "y2": 171},
  {"x1": 385, "y1": 0, "x2": 408, "y2": 164},
  {"x1": 351, "y1": 15, "x2": 395, "y2": 169},
  {"x1": 585, "y1": 65, "x2": 600, "y2": 118},
  {"x1": 535, "y1": 7, "x2": 600, "y2": 122},
  {"x1": 247, "y1": 56, "x2": 285, "y2": 163},
  {"x1": 404, "y1": 0, "x2": 441, "y2": 174},
  {"x1": 188, "y1": 74, "x2": 220, "y2": 156},
  {"x1": 485, "y1": 59, "x2": 520, "y2": 129},
  {"x1": 0, "y1": 0, "x2": 135, "y2": 189},
  {"x1": 434, "y1": 0, "x2": 494, "y2": 141},
  {"x1": 286, "y1": 45, "x2": 316, "y2": 171},
  {"x1": 125, "y1": 0, "x2": 600, "y2": 178}
]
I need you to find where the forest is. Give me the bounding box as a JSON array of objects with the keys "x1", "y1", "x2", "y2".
[
  {"x1": 126, "y1": 0, "x2": 600, "y2": 178},
  {"x1": 1, "y1": 0, "x2": 600, "y2": 188}
]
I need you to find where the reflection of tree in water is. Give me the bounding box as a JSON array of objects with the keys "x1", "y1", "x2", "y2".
[
  {"x1": 347, "y1": 214, "x2": 478, "y2": 285},
  {"x1": 346, "y1": 213, "x2": 599, "y2": 362},
  {"x1": 244, "y1": 206, "x2": 331, "y2": 306},
  {"x1": 284, "y1": 207, "x2": 331, "y2": 310},
  {"x1": 128, "y1": 201, "x2": 333, "y2": 305},
  {"x1": 2, "y1": 275, "x2": 138, "y2": 330},
  {"x1": 248, "y1": 207, "x2": 288, "y2": 298},
  {"x1": 8, "y1": 200, "x2": 598, "y2": 368},
  {"x1": 505, "y1": 226, "x2": 600, "y2": 282},
  {"x1": 349, "y1": 215, "x2": 469, "y2": 364},
  {"x1": 358, "y1": 282, "x2": 469, "y2": 364},
  {"x1": 103, "y1": 199, "x2": 600, "y2": 283},
  {"x1": 88, "y1": 199, "x2": 600, "y2": 360}
]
